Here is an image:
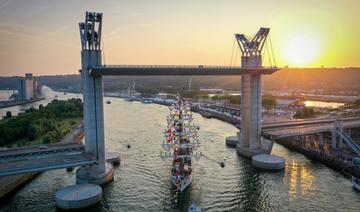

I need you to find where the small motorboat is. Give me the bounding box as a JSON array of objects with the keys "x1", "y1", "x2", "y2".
[
  {"x1": 352, "y1": 176, "x2": 360, "y2": 191},
  {"x1": 188, "y1": 202, "x2": 201, "y2": 212}
]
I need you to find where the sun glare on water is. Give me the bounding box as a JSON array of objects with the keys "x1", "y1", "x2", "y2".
[{"x1": 283, "y1": 35, "x2": 321, "y2": 67}]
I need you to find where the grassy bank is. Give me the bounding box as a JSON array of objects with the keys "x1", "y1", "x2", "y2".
[
  {"x1": 0, "y1": 98, "x2": 83, "y2": 148},
  {"x1": 11, "y1": 117, "x2": 82, "y2": 147}
]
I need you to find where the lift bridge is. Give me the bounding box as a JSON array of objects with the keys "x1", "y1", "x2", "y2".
[{"x1": 1, "y1": 12, "x2": 360, "y2": 181}]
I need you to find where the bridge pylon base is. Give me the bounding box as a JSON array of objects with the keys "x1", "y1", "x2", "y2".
[
  {"x1": 76, "y1": 162, "x2": 115, "y2": 185},
  {"x1": 252, "y1": 154, "x2": 285, "y2": 170},
  {"x1": 236, "y1": 146, "x2": 264, "y2": 158},
  {"x1": 225, "y1": 136, "x2": 238, "y2": 147}
]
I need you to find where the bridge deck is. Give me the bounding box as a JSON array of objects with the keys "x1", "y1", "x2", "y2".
[
  {"x1": 90, "y1": 65, "x2": 278, "y2": 76},
  {"x1": 262, "y1": 117, "x2": 360, "y2": 130},
  {"x1": 263, "y1": 119, "x2": 360, "y2": 139},
  {"x1": 0, "y1": 144, "x2": 96, "y2": 177}
]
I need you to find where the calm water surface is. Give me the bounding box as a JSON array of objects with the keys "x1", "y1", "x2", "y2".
[
  {"x1": 304, "y1": 100, "x2": 344, "y2": 108},
  {"x1": 0, "y1": 95, "x2": 359, "y2": 211},
  {"x1": 0, "y1": 87, "x2": 81, "y2": 118}
]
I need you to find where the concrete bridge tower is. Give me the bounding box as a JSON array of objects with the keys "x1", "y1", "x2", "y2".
[
  {"x1": 77, "y1": 12, "x2": 114, "y2": 185},
  {"x1": 236, "y1": 28, "x2": 270, "y2": 158}
]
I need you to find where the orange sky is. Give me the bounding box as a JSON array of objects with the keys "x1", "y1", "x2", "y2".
[{"x1": 0, "y1": 0, "x2": 359, "y2": 76}]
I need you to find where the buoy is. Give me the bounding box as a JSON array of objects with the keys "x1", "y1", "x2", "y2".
[{"x1": 220, "y1": 162, "x2": 225, "y2": 168}]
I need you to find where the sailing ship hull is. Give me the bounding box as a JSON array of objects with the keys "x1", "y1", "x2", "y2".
[{"x1": 171, "y1": 174, "x2": 192, "y2": 192}]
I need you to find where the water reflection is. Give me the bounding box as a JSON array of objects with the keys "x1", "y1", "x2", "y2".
[
  {"x1": 287, "y1": 160, "x2": 315, "y2": 204},
  {"x1": 304, "y1": 100, "x2": 344, "y2": 108}
]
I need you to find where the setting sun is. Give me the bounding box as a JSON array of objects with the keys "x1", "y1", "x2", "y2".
[{"x1": 283, "y1": 35, "x2": 321, "y2": 67}]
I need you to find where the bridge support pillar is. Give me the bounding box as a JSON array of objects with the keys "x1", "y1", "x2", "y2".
[
  {"x1": 332, "y1": 128, "x2": 337, "y2": 149},
  {"x1": 332, "y1": 120, "x2": 344, "y2": 150},
  {"x1": 319, "y1": 133, "x2": 324, "y2": 146},
  {"x1": 237, "y1": 72, "x2": 265, "y2": 157},
  {"x1": 77, "y1": 50, "x2": 114, "y2": 185},
  {"x1": 77, "y1": 12, "x2": 115, "y2": 185}
]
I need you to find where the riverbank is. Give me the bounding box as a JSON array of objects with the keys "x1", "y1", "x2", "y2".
[
  {"x1": 0, "y1": 122, "x2": 84, "y2": 200},
  {"x1": 0, "y1": 98, "x2": 45, "y2": 109},
  {"x1": 276, "y1": 139, "x2": 360, "y2": 178}
]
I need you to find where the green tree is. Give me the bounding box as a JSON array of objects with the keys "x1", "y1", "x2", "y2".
[
  {"x1": 42, "y1": 135, "x2": 51, "y2": 144},
  {"x1": 5, "y1": 111, "x2": 12, "y2": 119},
  {"x1": 0, "y1": 98, "x2": 83, "y2": 147},
  {"x1": 294, "y1": 107, "x2": 316, "y2": 119},
  {"x1": 27, "y1": 124, "x2": 36, "y2": 140}
]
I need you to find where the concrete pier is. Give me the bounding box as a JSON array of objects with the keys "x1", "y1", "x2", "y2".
[
  {"x1": 225, "y1": 136, "x2": 238, "y2": 147},
  {"x1": 76, "y1": 162, "x2": 114, "y2": 185},
  {"x1": 77, "y1": 12, "x2": 112, "y2": 185},
  {"x1": 252, "y1": 154, "x2": 285, "y2": 170},
  {"x1": 236, "y1": 55, "x2": 266, "y2": 158},
  {"x1": 55, "y1": 184, "x2": 102, "y2": 210}
]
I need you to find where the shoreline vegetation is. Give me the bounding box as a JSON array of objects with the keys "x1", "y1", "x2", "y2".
[
  {"x1": 0, "y1": 98, "x2": 83, "y2": 148},
  {"x1": 142, "y1": 90, "x2": 277, "y2": 110}
]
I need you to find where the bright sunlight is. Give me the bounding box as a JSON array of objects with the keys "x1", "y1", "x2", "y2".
[{"x1": 283, "y1": 34, "x2": 321, "y2": 67}]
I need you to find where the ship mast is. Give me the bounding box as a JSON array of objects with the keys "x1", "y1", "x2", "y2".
[{"x1": 160, "y1": 97, "x2": 202, "y2": 196}]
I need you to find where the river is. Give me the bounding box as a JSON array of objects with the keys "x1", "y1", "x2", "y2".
[
  {"x1": 0, "y1": 87, "x2": 81, "y2": 118},
  {"x1": 0, "y1": 91, "x2": 360, "y2": 211},
  {"x1": 304, "y1": 100, "x2": 344, "y2": 108}
]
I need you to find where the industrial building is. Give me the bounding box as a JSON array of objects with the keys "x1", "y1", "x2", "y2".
[{"x1": 17, "y1": 73, "x2": 37, "y2": 100}]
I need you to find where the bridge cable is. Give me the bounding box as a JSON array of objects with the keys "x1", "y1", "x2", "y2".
[
  {"x1": 269, "y1": 34, "x2": 276, "y2": 67},
  {"x1": 102, "y1": 37, "x2": 106, "y2": 66},
  {"x1": 233, "y1": 44, "x2": 239, "y2": 66},
  {"x1": 265, "y1": 38, "x2": 272, "y2": 67},
  {"x1": 229, "y1": 38, "x2": 236, "y2": 67}
]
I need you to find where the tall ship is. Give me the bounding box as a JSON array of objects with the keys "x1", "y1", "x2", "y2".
[{"x1": 160, "y1": 97, "x2": 202, "y2": 193}]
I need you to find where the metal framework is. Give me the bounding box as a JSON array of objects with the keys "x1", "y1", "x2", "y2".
[
  {"x1": 79, "y1": 12, "x2": 103, "y2": 50},
  {"x1": 235, "y1": 27, "x2": 270, "y2": 56}
]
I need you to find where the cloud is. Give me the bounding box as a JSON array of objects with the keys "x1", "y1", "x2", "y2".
[
  {"x1": 0, "y1": 23, "x2": 36, "y2": 38},
  {"x1": 0, "y1": 0, "x2": 12, "y2": 11}
]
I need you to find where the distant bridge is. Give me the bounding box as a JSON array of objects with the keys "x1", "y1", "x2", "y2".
[{"x1": 262, "y1": 118, "x2": 360, "y2": 139}]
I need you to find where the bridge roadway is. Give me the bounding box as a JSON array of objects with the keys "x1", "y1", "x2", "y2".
[
  {"x1": 262, "y1": 117, "x2": 360, "y2": 130},
  {"x1": 0, "y1": 143, "x2": 96, "y2": 177},
  {"x1": 263, "y1": 118, "x2": 360, "y2": 139},
  {"x1": 90, "y1": 65, "x2": 278, "y2": 76},
  {"x1": 202, "y1": 103, "x2": 359, "y2": 129}
]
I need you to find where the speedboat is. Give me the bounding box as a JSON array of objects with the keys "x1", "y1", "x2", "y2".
[
  {"x1": 352, "y1": 176, "x2": 360, "y2": 191},
  {"x1": 188, "y1": 202, "x2": 201, "y2": 212}
]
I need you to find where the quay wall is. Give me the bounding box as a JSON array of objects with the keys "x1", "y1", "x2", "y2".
[{"x1": 276, "y1": 137, "x2": 360, "y2": 178}]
